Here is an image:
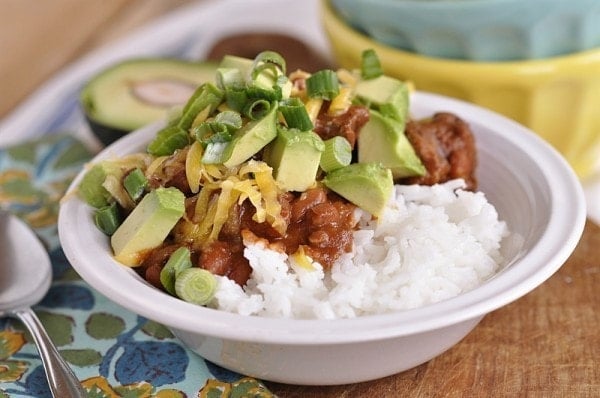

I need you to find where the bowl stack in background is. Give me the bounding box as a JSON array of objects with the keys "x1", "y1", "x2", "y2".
[{"x1": 323, "y1": 0, "x2": 600, "y2": 179}]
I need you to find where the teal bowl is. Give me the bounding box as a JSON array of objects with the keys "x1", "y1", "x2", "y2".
[{"x1": 331, "y1": 0, "x2": 600, "y2": 61}]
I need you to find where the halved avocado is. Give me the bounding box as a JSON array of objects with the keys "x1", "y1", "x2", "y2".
[{"x1": 80, "y1": 58, "x2": 217, "y2": 146}]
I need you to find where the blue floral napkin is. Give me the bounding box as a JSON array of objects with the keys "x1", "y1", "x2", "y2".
[{"x1": 0, "y1": 134, "x2": 274, "y2": 397}]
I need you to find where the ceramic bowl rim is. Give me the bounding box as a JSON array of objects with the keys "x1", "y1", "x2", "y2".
[
  {"x1": 58, "y1": 92, "x2": 585, "y2": 346},
  {"x1": 324, "y1": 0, "x2": 600, "y2": 71}
]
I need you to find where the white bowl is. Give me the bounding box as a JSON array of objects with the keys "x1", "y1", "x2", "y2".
[{"x1": 58, "y1": 92, "x2": 585, "y2": 385}]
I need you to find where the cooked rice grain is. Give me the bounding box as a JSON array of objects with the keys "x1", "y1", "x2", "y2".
[{"x1": 211, "y1": 179, "x2": 509, "y2": 319}]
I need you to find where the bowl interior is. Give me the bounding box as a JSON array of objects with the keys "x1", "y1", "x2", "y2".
[
  {"x1": 331, "y1": 0, "x2": 600, "y2": 61},
  {"x1": 58, "y1": 92, "x2": 585, "y2": 345}
]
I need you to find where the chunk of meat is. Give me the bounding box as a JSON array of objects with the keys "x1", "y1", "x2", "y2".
[
  {"x1": 269, "y1": 188, "x2": 356, "y2": 269},
  {"x1": 199, "y1": 241, "x2": 251, "y2": 286},
  {"x1": 314, "y1": 105, "x2": 370, "y2": 148},
  {"x1": 403, "y1": 112, "x2": 477, "y2": 190},
  {"x1": 139, "y1": 243, "x2": 185, "y2": 289}
]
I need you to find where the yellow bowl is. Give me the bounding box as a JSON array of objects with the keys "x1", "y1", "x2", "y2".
[{"x1": 322, "y1": 0, "x2": 600, "y2": 179}]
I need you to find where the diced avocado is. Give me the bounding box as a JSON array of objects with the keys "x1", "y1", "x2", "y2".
[
  {"x1": 354, "y1": 75, "x2": 409, "y2": 124},
  {"x1": 322, "y1": 162, "x2": 393, "y2": 218},
  {"x1": 78, "y1": 162, "x2": 120, "y2": 208},
  {"x1": 221, "y1": 104, "x2": 278, "y2": 167},
  {"x1": 358, "y1": 110, "x2": 426, "y2": 179},
  {"x1": 110, "y1": 187, "x2": 185, "y2": 266},
  {"x1": 80, "y1": 58, "x2": 217, "y2": 145},
  {"x1": 218, "y1": 55, "x2": 254, "y2": 78},
  {"x1": 265, "y1": 127, "x2": 325, "y2": 192}
]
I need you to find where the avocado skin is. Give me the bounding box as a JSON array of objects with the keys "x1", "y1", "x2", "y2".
[
  {"x1": 80, "y1": 58, "x2": 217, "y2": 146},
  {"x1": 85, "y1": 115, "x2": 129, "y2": 147}
]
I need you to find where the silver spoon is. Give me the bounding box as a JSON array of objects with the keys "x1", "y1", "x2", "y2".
[{"x1": 0, "y1": 211, "x2": 86, "y2": 397}]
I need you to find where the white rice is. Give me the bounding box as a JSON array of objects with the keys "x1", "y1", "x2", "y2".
[{"x1": 210, "y1": 179, "x2": 510, "y2": 319}]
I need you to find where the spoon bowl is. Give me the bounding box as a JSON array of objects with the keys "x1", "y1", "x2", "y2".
[
  {"x1": 0, "y1": 211, "x2": 86, "y2": 397},
  {"x1": 0, "y1": 212, "x2": 51, "y2": 311}
]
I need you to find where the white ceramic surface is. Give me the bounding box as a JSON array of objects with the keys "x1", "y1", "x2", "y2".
[{"x1": 58, "y1": 92, "x2": 586, "y2": 385}]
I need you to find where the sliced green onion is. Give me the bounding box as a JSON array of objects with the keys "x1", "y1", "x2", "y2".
[
  {"x1": 123, "y1": 168, "x2": 148, "y2": 201},
  {"x1": 245, "y1": 85, "x2": 282, "y2": 101},
  {"x1": 361, "y1": 49, "x2": 383, "y2": 80},
  {"x1": 225, "y1": 88, "x2": 248, "y2": 113},
  {"x1": 251, "y1": 50, "x2": 286, "y2": 80},
  {"x1": 147, "y1": 125, "x2": 190, "y2": 156},
  {"x1": 214, "y1": 110, "x2": 243, "y2": 130},
  {"x1": 201, "y1": 142, "x2": 229, "y2": 164},
  {"x1": 174, "y1": 268, "x2": 217, "y2": 306},
  {"x1": 306, "y1": 70, "x2": 340, "y2": 100},
  {"x1": 194, "y1": 112, "x2": 240, "y2": 149},
  {"x1": 320, "y1": 136, "x2": 352, "y2": 172},
  {"x1": 94, "y1": 202, "x2": 121, "y2": 236},
  {"x1": 279, "y1": 98, "x2": 313, "y2": 131},
  {"x1": 177, "y1": 83, "x2": 224, "y2": 130},
  {"x1": 160, "y1": 247, "x2": 192, "y2": 295},
  {"x1": 243, "y1": 99, "x2": 272, "y2": 120}
]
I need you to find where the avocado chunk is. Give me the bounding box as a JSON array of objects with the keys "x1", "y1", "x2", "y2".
[
  {"x1": 110, "y1": 187, "x2": 185, "y2": 266},
  {"x1": 354, "y1": 75, "x2": 409, "y2": 124},
  {"x1": 358, "y1": 110, "x2": 426, "y2": 179},
  {"x1": 221, "y1": 104, "x2": 278, "y2": 167},
  {"x1": 78, "y1": 162, "x2": 120, "y2": 208},
  {"x1": 265, "y1": 127, "x2": 325, "y2": 192},
  {"x1": 80, "y1": 58, "x2": 217, "y2": 145},
  {"x1": 218, "y1": 55, "x2": 254, "y2": 78},
  {"x1": 322, "y1": 162, "x2": 393, "y2": 218}
]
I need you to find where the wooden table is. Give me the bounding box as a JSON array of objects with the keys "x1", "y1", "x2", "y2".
[{"x1": 2, "y1": 1, "x2": 598, "y2": 396}]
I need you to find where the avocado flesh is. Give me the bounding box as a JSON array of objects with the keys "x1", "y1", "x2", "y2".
[
  {"x1": 266, "y1": 128, "x2": 325, "y2": 192},
  {"x1": 322, "y1": 162, "x2": 393, "y2": 218},
  {"x1": 81, "y1": 59, "x2": 217, "y2": 144},
  {"x1": 78, "y1": 162, "x2": 117, "y2": 208},
  {"x1": 358, "y1": 110, "x2": 425, "y2": 179},
  {"x1": 110, "y1": 187, "x2": 185, "y2": 266},
  {"x1": 222, "y1": 105, "x2": 278, "y2": 167},
  {"x1": 354, "y1": 75, "x2": 409, "y2": 124}
]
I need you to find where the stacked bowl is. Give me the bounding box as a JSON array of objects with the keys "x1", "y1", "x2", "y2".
[{"x1": 324, "y1": 0, "x2": 600, "y2": 179}]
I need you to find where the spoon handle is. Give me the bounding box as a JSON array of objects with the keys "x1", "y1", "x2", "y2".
[{"x1": 14, "y1": 307, "x2": 87, "y2": 398}]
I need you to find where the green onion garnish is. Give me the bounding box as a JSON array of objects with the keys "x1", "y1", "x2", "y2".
[
  {"x1": 279, "y1": 98, "x2": 314, "y2": 131},
  {"x1": 160, "y1": 247, "x2": 192, "y2": 295},
  {"x1": 174, "y1": 268, "x2": 217, "y2": 306},
  {"x1": 147, "y1": 125, "x2": 190, "y2": 156},
  {"x1": 320, "y1": 136, "x2": 352, "y2": 172},
  {"x1": 201, "y1": 142, "x2": 229, "y2": 164},
  {"x1": 94, "y1": 202, "x2": 121, "y2": 236},
  {"x1": 177, "y1": 83, "x2": 224, "y2": 130},
  {"x1": 214, "y1": 110, "x2": 243, "y2": 130},
  {"x1": 306, "y1": 70, "x2": 340, "y2": 100},
  {"x1": 225, "y1": 88, "x2": 248, "y2": 113},
  {"x1": 243, "y1": 99, "x2": 272, "y2": 120},
  {"x1": 361, "y1": 49, "x2": 383, "y2": 80},
  {"x1": 123, "y1": 168, "x2": 148, "y2": 201},
  {"x1": 251, "y1": 50, "x2": 286, "y2": 80},
  {"x1": 245, "y1": 85, "x2": 282, "y2": 102}
]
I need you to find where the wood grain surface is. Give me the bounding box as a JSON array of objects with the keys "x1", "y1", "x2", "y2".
[{"x1": 1, "y1": 1, "x2": 598, "y2": 396}]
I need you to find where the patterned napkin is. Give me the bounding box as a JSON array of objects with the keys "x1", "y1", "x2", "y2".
[{"x1": 0, "y1": 134, "x2": 274, "y2": 397}]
